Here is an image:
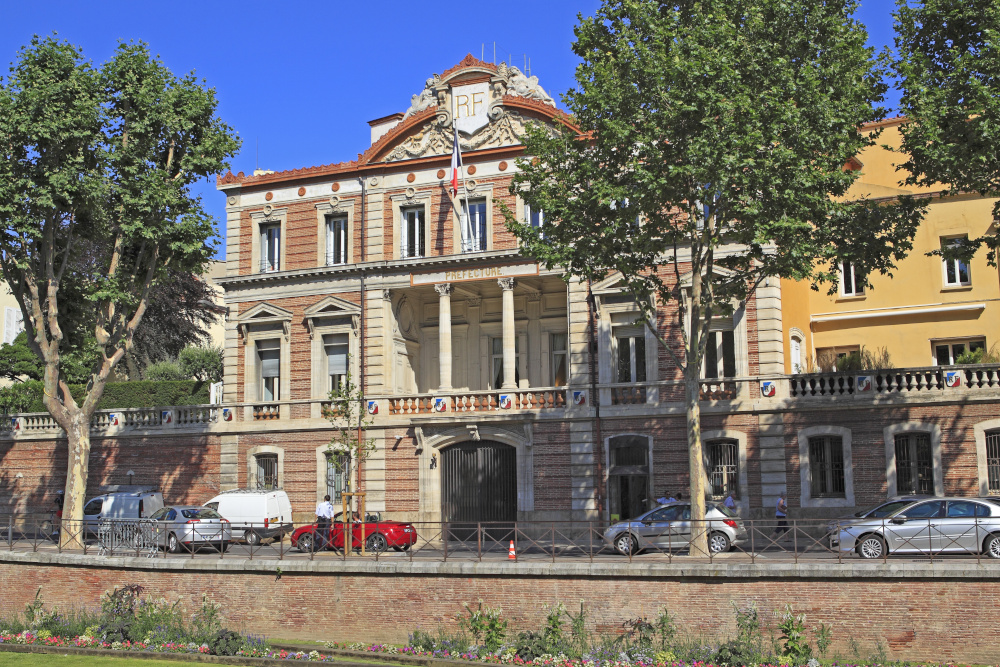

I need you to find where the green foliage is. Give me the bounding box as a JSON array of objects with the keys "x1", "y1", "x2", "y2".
[
  {"x1": 144, "y1": 360, "x2": 186, "y2": 382},
  {"x1": 827, "y1": 345, "x2": 894, "y2": 372},
  {"x1": 324, "y1": 355, "x2": 376, "y2": 507},
  {"x1": 778, "y1": 607, "x2": 813, "y2": 664},
  {"x1": 895, "y1": 0, "x2": 1000, "y2": 265},
  {"x1": 459, "y1": 602, "x2": 508, "y2": 653},
  {"x1": 0, "y1": 332, "x2": 42, "y2": 381},
  {"x1": 178, "y1": 345, "x2": 223, "y2": 383},
  {"x1": 0, "y1": 381, "x2": 37, "y2": 416},
  {"x1": 956, "y1": 344, "x2": 1000, "y2": 365},
  {"x1": 814, "y1": 622, "x2": 833, "y2": 659},
  {"x1": 712, "y1": 604, "x2": 765, "y2": 667},
  {"x1": 654, "y1": 606, "x2": 677, "y2": 652},
  {"x1": 13, "y1": 379, "x2": 209, "y2": 413},
  {"x1": 210, "y1": 629, "x2": 246, "y2": 656}
]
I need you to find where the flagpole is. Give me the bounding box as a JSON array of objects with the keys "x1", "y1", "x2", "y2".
[{"x1": 451, "y1": 121, "x2": 474, "y2": 251}]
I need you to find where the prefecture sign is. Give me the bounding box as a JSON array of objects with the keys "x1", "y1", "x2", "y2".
[
  {"x1": 411, "y1": 262, "x2": 538, "y2": 286},
  {"x1": 452, "y1": 82, "x2": 490, "y2": 135}
]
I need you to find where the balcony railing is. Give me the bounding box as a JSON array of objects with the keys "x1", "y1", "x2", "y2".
[
  {"x1": 389, "y1": 388, "x2": 567, "y2": 415},
  {"x1": 788, "y1": 364, "x2": 1000, "y2": 398}
]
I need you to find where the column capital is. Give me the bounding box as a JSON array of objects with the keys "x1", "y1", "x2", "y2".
[
  {"x1": 382, "y1": 289, "x2": 393, "y2": 302},
  {"x1": 497, "y1": 277, "x2": 516, "y2": 291},
  {"x1": 434, "y1": 283, "x2": 452, "y2": 297},
  {"x1": 466, "y1": 296, "x2": 482, "y2": 308}
]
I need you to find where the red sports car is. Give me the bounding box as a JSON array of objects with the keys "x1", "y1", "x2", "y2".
[{"x1": 291, "y1": 512, "x2": 417, "y2": 553}]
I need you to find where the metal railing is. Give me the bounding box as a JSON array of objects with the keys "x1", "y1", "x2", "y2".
[{"x1": 3, "y1": 516, "x2": 998, "y2": 564}]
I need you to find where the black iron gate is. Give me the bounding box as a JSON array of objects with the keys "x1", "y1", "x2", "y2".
[{"x1": 441, "y1": 441, "x2": 516, "y2": 539}]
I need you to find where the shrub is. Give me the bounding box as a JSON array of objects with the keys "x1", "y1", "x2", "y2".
[
  {"x1": 210, "y1": 629, "x2": 245, "y2": 656},
  {"x1": 179, "y1": 346, "x2": 223, "y2": 383},
  {"x1": 18, "y1": 380, "x2": 210, "y2": 412},
  {"x1": 145, "y1": 361, "x2": 186, "y2": 382}
]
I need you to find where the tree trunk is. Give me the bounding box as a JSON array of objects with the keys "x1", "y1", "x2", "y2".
[
  {"x1": 59, "y1": 415, "x2": 92, "y2": 549},
  {"x1": 685, "y1": 370, "x2": 708, "y2": 557}
]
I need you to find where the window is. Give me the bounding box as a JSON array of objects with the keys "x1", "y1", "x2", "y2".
[
  {"x1": 550, "y1": 333, "x2": 567, "y2": 386},
  {"x1": 905, "y1": 500, "x2": 944, "y2": 518},
  {"x1": 615, "y1": 328, "x2": 647, "y2": 383},
  {"x1": 324, "y1": 333, "x2": 349, "y2": 392},
  {"x1": 490, "y1": 337, "x2": 520, "y2": 389},
  {"x1": 401, "y1": 206, "x2": 425, "y2": 258},
  {"x1": 839, "y1": 260, "x2": 865, "y2": 296},
  {"x1": 704, "y1": 330, "x2": 736, "y2": 378},
  {"x1": 987, "y1": 430, "x2": 1000, "y2": 494},
  {"x1": 790, "y1": 334, "x2": 803, "y2": 374},
  {"x1": 942, "y1": 236, "x2": 971, "y2": 286},
  {"x1": 707, "y1": 440, "x2": 739, "y2": 499},
  {"x1": 608, "y1": 435, "x2": 650, "y2": 520},
  {"x1": 461, "y1": 199, "x2": 487, "y2": 252},
  {"x1": 808, "y1": 435, "x2": 846, "y2": 498},
  {"x1": 84, "y1": 498, "x2": 103, "y2": 516},
  {"x1": 326, "y1": 452, "x2": 350, "y2": 504},
  {"x1": 933, "y1": 338, "x2": 985, "y2": 365},
  {"x1": 257, "y1": 339, "x2": 280, "y2": 401},
  {"x1": 326, "y1": 216, "x2": 348, "y2": 266},
  {"x1": 254, "y1": 453, "x2": 279, "y2": 490},
  {"x1": 524, "y1": 203, "x2": 544, "y2": 235},
  {"x1": 3, "y1": 307, "x2": 23, "y2": 345},
  {"x1": 260, "y1": 223, "x2": 281, "y2": 272},
  {"x1": 895, "y1": 432, "x2": 933, "y2": 495}
]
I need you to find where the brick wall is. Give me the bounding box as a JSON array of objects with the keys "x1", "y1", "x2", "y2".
[{"x1": 0, "y1": 559, "x2": 995, "y2": 663}]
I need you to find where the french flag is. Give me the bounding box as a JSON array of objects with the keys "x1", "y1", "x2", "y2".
[{"x1": 450, "y1": 127, "x2": 463, "y2": 196}]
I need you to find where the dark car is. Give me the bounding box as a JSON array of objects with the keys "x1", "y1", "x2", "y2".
[{"x1": 291, "y1": 512, "x2": 417, "y2": 553}]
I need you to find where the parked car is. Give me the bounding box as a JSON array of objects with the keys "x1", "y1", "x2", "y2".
[
  {"x1": 824, "y1": 497, "x2": 931, "y2": 535},
  {"x1": 204, "y1": 489, "x2": 293, "y2": 545},
  {"x1": 82, "y1": 487, "x2": 164, "y2": 534},
  {"x1": 603, "y1": 502, "x2": 747, "y2": 555},
  {"x1": 291, "y1": 511, "x2": 418, "y2": 553},
  {"x1": 832, "y1": 497, "x2": 1000, "y2": 558},
  {"x1": 148, "y1": 505, "x2": 232, "y2": 553}
]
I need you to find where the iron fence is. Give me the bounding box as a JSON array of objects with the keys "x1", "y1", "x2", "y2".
[{"x1": 2, "y1": 516, "x2": 999, "y2": 564}]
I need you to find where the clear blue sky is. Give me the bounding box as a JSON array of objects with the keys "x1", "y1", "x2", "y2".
[{"x1": 0, "y1": 0, "x2": 900, "y2": 259}]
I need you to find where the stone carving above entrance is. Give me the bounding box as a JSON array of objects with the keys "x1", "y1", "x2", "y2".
[{"x1": 384, "y1": 111, "x2": 530, "y2": 162}]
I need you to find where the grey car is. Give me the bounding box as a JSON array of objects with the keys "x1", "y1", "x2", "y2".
[
  {"x1": 833, "y1": 497, "x2": 1000, "y2": 558},
  {"x1": 603, "y1": 502, "x2": 747, "y2": 555},
  {"x1": 148, "y1": 505, "x2": 232, "y2": 553}
]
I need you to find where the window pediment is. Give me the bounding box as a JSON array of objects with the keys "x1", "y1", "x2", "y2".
[
  {"x1": 303, "y1": 295, "x2": 361, "y2": 339},
  {"x1": 237, "y1": 302, "x2": 293, "y2": 342}
]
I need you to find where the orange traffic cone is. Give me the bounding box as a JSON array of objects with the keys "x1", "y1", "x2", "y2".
[{"x1": 508, "y1": 540, "x2": 517, "y2": 560}]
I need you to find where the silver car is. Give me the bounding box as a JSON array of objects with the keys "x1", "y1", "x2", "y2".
[
  {"x1": 833, "y1": 497, "x2": 1000, "y2": 559},
  {"x1": 148, "y1": 505, "x2": 232, "y2": 553},
  {"x1": 603, "y1": 502, "x2": 747, "y2": 555}
]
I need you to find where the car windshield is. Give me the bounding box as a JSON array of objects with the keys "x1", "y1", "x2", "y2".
[
  {"x1": 862, "y1": 501, "x2": 912, "y2": 518},
  {"x1": 181, "y1": 508, "x2": 222, "y2": 520}
]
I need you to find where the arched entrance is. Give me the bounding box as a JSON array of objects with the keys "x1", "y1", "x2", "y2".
[{"x1": 441, "y1": 440, "x2": 516, "y2": 537}]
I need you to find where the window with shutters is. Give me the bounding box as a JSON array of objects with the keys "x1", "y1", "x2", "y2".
[
  {"x1": 895, "y1": 432, "x2": 933, "y2": 495},
  {"x1": 257, "y1": 339, "x2": 281, "y2": 401},
  {"x1": 324, "y1": 333, "x2": 349, "y2": 392},
  {"x1": 809, "y1": 435, "x2": 846, "y2": 498},
  {"x1": 550, "y1": 333, "x2": 567, "y2": 386},
  {"x1": 460, "y1": 199, "x2": 488, "y2": 252},
  {"x1": 326, "y1": 215, "x2": 348, "y2": 266},
  {"x1": 704, "y1": 329, "x2": 736, "y2": 378},
  {"x1": 260, "y1": 223, "x2": 281, "y2": 272},
  {"x1": 400, "y1": 206, "x2": 425, "y2": 258},
  {"x1": 3, "y1": 307, "x2": 24, "y2": 345},
  {"x1": 707, "y1": 440, "x2": 739, "y2": 499},
  {"x1": 614, "y1": 327, "x2": 646, "y2": 383}
]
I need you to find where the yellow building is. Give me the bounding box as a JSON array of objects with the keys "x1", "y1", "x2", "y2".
[{"x1": 782, "y1": 118, "x2": 1000, "y2": 373}]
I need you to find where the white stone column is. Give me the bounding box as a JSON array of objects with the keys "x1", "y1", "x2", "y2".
[
  {"x1": 435, "y1": 283, "x2": 453, "y2": 390},
  {"x1": 499, "y1": 277, "x2": 517, "y2": 389}
]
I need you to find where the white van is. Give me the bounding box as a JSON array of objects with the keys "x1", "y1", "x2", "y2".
[
  {"x1": 82, "y1": 487, "x2": 164, "y2": 533},
  {"x1": 204, "y1": 489, "x2": 293, "y2": 545}
]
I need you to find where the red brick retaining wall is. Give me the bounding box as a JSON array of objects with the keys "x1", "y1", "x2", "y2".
[{"x1": 0, "y1": 559, "x2": 992, "y2": 664}]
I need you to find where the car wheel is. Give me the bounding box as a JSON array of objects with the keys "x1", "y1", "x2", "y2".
[
  {"x1": 297, "y1": 533, "x2": 314, "y2": 553},
  {"x1": 983, "y1": 534, "x2": 1000, "y2": 559},
  {"x1": 614, "y1": 532, "x2": 638, "y2": 556},
  {"x1": 708, "y1": 531, "x2": 731, "y2": 554},
  {"x1": 365, "y1": 533, "x2": 388, "y2": 554},
  {"x1": 167, "y1": 533, "x2": 181, "y2": 554},
  {"x1": 856, "y1": 534, "x2": 887, "y2": 559},
  {"x1": 245, "y1": 529, "x2": 261, "y2": 546}
]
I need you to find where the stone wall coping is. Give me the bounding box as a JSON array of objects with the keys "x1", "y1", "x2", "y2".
[{"x1": 4, "y1": 549, "x2": 998, "y2": 580}]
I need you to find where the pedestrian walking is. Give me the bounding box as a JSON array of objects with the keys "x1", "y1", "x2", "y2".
[
  {"x1": 315, "y1": 494, "x2": 334, "y2": 551},
  {"x1": 772, "y1": 494, "x2": 789, "y2": 539},
  {"x1": 723, "y1": 492, "x2": 736, "y2": 510}
]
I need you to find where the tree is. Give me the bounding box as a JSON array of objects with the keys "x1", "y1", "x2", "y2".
[
  {"x1": 178, "y1": 345, "x2": 223, "y2": 383},
  {"x1": 894, "y1": 0, "x2": 1000, "y2": 263},
  {"x1": 505, "y1": 0, "x2": 923, "y2": 553},
  {"x1": 0, "y1": 37, "x2": 240, "y2": 546},
  {"x1": 323, "y1": 356, "x2": 376, "y2": 515},
  {"x1": 0, "y1": 332, "x2": 43, "y2": 382}
]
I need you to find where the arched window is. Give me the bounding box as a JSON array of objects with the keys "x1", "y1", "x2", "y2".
[{"x1": 706, "y1": 440, "x2": 739, "y2": 499}]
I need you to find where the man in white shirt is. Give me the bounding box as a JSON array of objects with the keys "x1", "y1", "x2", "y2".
[{"x1": 315, "y1": 495, "x2": 334, "y2": 550}]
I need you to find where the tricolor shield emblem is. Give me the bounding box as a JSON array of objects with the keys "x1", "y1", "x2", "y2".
[
  {"x1": 499, "y1": 394, "x2": 512, "y2": 409},
  {"x1": 760, "y1": 381, "x2": 776, "y2": 397},
  {"x1": 856, "y1": 376, "x2": 872, "y2": 392},
  {"x1": 946, "y1": 371, "x2": 962, "y2": 388},
  {"x1": 433, "y1": 397, "x2": 448, "y2": 412},
  {"x1": 367, "y1": 400, "x2": 378, "y2": 415},
  {"x1": 572, "y1": 390, "x2": 586, "y2": 405}
]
